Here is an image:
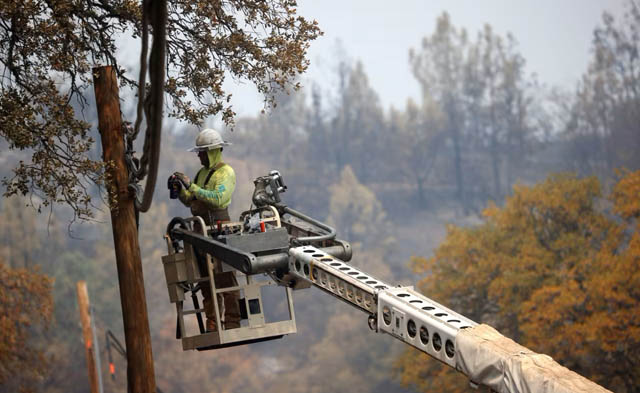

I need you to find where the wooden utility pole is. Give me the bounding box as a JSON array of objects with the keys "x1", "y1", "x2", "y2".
[
  {"x1": 93, "y1": 66, "x2": 156, "y2": 393},
  {"x1": 77, "y1": 281, "x2": 102, "y2": 393}
]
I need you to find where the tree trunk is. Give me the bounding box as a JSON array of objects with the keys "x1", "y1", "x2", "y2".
[
  {"x1": 450, "y1": 121, "x2": 465, "y2": 212},
  {"x1": 505, "y1": 127, "x2": 513, "y2": 194},
  {"x1": 416, "y1": 175, "x2": 426, "y2": 207},
  {"x1": 490, "y1": 132, "x2": 501, "y2": 199},
  {"x1": 93, "y1": 66, "x2": 156, "y2": 393}
]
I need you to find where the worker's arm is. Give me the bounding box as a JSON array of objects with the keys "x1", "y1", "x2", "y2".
[
  {"x1": 188, "y1": 165, "x2": 236, "y2": 209},
  {"x1": 178, "y1": 187, "x2": 195, "y2": 206}
]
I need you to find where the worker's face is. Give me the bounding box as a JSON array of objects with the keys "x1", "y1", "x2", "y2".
[{"x1": 198, "y1": 150, "x2": 209, "y2": 167}]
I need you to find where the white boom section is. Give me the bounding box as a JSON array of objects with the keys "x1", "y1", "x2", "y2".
[{"x1": 289, "y1": 245, "x2": 477, "y2": 368}]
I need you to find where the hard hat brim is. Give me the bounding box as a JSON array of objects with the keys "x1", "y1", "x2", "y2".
[{"x1": 187, "y1": 141, "x2": 232, "y2": 152}]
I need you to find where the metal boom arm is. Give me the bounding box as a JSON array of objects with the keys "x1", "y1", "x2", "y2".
[{"x1": 286, "y1": 245, "x2": 611, "y2": 393}]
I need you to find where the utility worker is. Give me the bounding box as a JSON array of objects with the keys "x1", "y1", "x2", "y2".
[{"x1": 171, "y1": 128, "x2": 241, "y2": 332}]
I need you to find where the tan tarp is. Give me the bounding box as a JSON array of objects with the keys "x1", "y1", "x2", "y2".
[{"x1": 455, "y1": 324, "x2": 611, "y2": 393}]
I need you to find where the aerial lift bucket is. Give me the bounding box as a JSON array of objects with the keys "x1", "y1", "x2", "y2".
[{"x1": 162, "y1": 213, "x2": 297, "y2": 351}]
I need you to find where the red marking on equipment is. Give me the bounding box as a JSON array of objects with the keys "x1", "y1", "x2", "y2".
[
  {"x1": 86, "y1": 339, "x2": 92, "y2": 349},
  {"x1": 260, "y1": 221, "x2": 266, "y2": 232},
  {"x1": 109, "y1": 363, "x2": 115, "y2": 374}
]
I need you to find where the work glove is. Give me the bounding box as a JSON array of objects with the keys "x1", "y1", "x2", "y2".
[{"x1": 173, "y1": 172, "x2": 191, "y2": 189}]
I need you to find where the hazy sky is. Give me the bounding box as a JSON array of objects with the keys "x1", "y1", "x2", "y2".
[{"x1": 227, "y1": 0, "x2": 628, "y2": 117}]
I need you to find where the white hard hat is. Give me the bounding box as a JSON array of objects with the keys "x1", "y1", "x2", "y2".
[{"x1": 187, "y1": 128, "x2": 231, "y2": 152}]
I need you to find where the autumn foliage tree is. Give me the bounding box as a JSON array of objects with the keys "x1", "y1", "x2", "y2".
[
  {"x1": 0, "y1": 260, "x2": 53, "y2": 393},
  {"x1": 395, "y1": 170, "x2": 640, "y2": 393}
]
